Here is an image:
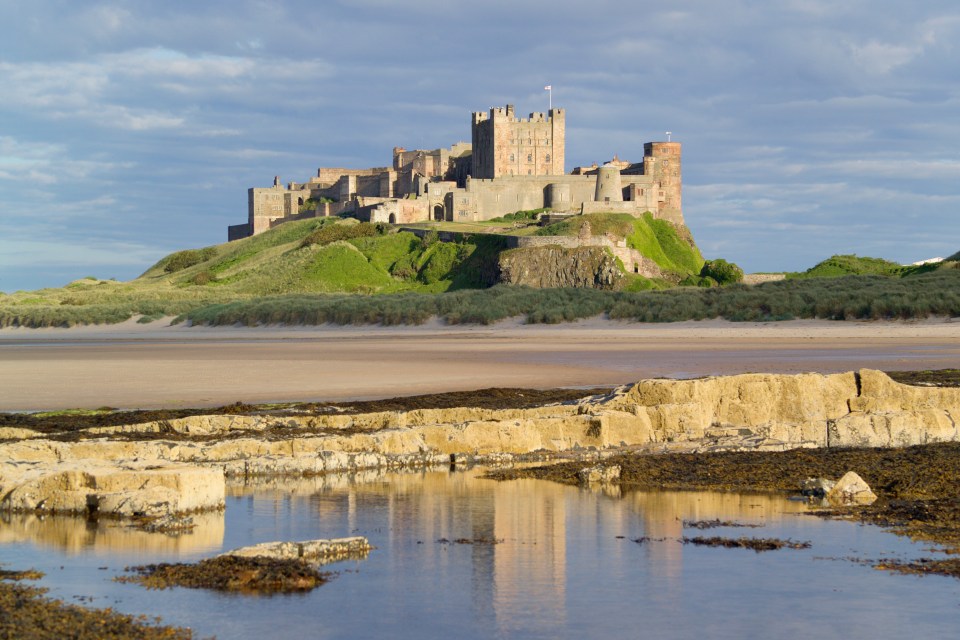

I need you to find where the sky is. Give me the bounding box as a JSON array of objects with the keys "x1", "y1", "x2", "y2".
[{"x1": 1, "y1": 0, "x2": 958, "y2": 292}]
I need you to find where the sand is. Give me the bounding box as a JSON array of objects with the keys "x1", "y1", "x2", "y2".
[{"x1": 1, "y1": 317, "x2": 958, "y2": 411}]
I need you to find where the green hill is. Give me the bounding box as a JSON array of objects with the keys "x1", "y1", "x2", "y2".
[
  {"x1": 789, "y1": 254, "x2": 957, "y2": 279},
  {"x1": 536, "y1": 212, "x2": 704, "y2": 278},
  {"x1": 3, "y1": 214, "x2": 953, "y2": 328}
]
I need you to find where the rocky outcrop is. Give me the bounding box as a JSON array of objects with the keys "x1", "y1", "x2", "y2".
[
  {"x1": 220, "y1": 537, "x2": 372, "y2": 565},
  {"x1": 497, "y1": 245, "x2": 624, "y2": 289},
  {"x1": 2, "y1": 370, "x2": 958, "y2": 518},
  {"x1": 0, "y1": 463, "x2": 224, "y2": 516}
]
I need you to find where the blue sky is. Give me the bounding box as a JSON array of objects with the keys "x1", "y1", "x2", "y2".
[{"x1": 1, "y1": 0, "x2": 958, "y2": 292}]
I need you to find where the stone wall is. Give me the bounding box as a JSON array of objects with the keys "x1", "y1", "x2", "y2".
[{"x1": 743, "y1": 273, "x2": 787, "y2": 285}]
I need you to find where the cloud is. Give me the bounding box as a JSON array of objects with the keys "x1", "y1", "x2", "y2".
[
  {"x1": 0, "y1": 48, "x2": 333, "y2": 133},
  {"x1": 1, "y1": 1, "x2": 959, "y2": 290}
]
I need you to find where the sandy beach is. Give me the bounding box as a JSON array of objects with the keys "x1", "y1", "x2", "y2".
[{"x1": 1, "y1": 317, "x2": 958, "y2": 411}]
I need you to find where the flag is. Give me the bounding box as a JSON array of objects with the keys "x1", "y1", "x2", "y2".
[{"x1": 544, "y1": 85, "x2": 552, "y2": 91}]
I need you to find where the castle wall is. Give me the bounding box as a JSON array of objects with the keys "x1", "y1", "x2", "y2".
[
  {"x1": 316, "y1": 167, "x2": 388, "y2": 183},
  {"x1": 248, "y1": 186, "x2": 287, "y2": 235}
]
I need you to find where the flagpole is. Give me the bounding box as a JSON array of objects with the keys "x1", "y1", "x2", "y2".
[{"x1": 544, "y1": 85, "x2": 552, "y2": 110}]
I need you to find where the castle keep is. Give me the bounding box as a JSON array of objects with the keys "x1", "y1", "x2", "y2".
[{"x1": 228, "y1": 105, "x2": 683, "y2": 240}]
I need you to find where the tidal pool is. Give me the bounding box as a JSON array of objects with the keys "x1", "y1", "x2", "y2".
[{"x1": 2, "y1": 467, "x2": 959, "y2": 639}]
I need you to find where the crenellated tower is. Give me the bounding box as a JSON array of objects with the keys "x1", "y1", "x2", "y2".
[{"x1": 471, "y1": 105, "x2": 565, "y2": 179}]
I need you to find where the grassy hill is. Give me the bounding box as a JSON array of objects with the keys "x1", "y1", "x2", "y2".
[
  {"x1": 1, "y1": 214, "x2": 955, "y2": 328},
  {"x1": 0, "y1": 218, "x2": 507, "y2": 327},
  {"x1": 536, "y1": 212, "x2": 704, "y2": 279}
]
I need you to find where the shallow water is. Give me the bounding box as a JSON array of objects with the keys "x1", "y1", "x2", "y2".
[{"x1": 3, "y1": 468, "x2": 959, "y2": 639}]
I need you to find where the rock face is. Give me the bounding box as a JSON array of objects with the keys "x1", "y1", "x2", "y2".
[
  {"x1": 1, "y1": 370, "x2": 958, "y2": 515},
  {"x1": 0, "y1": 463, "x2": 224, "y2": 516},
  {"x1": 497, "y1": 245, "x2": 624, "y2": 289}
]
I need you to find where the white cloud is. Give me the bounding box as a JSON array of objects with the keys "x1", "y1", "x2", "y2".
[
  {"x1": 0, "y1": 48, "x2": 333, "y2": 132},
  {"x1": 849, "y1": 40, "x2": 922, "y2": 75}
]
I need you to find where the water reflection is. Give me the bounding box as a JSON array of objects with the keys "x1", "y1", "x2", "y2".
[
  {"x1": 0, "y1": 511, "x2": 224, "y2": 556},
  {"x1": 2, "y1": 467, "x2": 956, "y2": 639},
  {"x1": 227, "y1": 469, "x2": 815, "y2": 638}
]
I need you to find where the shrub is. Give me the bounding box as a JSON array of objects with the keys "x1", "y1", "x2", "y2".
[
  {"x1": 700, "y1": 259, "x2": 744, "y2": 285},
  {"x1": 164, "y1": 247, "x2": 217, "y2": 273},
  {"x1": 191, "y1": 270, "x2": 216, "y2": 286},
  {"x1": 299, "y1": 222, "x2": 381, "y2": 248}
]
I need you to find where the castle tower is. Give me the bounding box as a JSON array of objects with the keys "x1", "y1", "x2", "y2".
[
  {"x1": 642, "y1": 141, "x2": 682, "y2": 224},
  {"x1": 471, "y1": 105, "x2": 565, "y2": 179},
  {"x1": 594, "y1": 164, "x2": 623, "y2": 202}
]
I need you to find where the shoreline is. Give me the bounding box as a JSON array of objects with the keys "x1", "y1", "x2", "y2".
[
  {"x1": 1, "y1": 317, "x2": 958, "y2": 412},
  {"x1": 1, "y1": 315, "x2": 959, "y2": 342}
]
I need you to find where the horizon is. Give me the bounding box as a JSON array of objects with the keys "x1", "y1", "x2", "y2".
[{"x1": 1, "y1": 1, "x2": 958, "y2": 292}]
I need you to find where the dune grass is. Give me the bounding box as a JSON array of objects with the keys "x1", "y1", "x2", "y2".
[{"x1": 177, "y1": 267, "x2": 960, "y2": 327}]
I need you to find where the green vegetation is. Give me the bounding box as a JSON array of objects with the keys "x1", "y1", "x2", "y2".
[
  {"x1": 299, "y1": 222, "x2": 383, "y2": 248},
  {"x1": 700, "y1": 258, "x2": 744, "y2": 285},
  {"x1": 178, "y1": 268, "x2": 960, "y2": 327},
  {"x1": 2, "y1": 212, "x2": 956, "y2": 329},
  {"x1": 790, "y1": 254, "x2": 911, "y2": 279},
  {"x1": 0, "y1": 217, "x2": 504, "y2": 327},
  {"x1": 487, "y1": 208, "x2": 548, "y2": 223},
  {"x1": 163, "y1": 247, "x2": 218, "y2": 273},
  {"x1": 299, "y1": 196, "x2": 336, "y2": 213},
  {"x1": 537, "y1": 212, "x2": 704, "y2": 278}
]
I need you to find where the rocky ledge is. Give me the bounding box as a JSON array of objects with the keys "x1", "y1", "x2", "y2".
[{"x1": 1, "y1": 369, "x2": 957, "y2": 520}]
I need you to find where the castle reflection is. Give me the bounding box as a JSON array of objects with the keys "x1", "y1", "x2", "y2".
[{"x1": 228, "y1": 468, "x2": 811, "y2": 635}]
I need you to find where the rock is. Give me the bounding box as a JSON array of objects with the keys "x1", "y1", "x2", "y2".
[
  {"x1": 0, "y1": 427, "x2": 42, "y2": 440},
  {"x1": 221, "y1": 536, "x2": 372, "y2": 565},
  {"x1": 577, "y1": 464, "x2": 621, "y2": 485},
  {"x1": 826, "y1": 471, "x2": 877, "y2": 505},
  {"x1": 1, "y1": 369, "x2": 958, "y2": 493},
  {"x1": 0, "y1": 464, "x2": 224, "y2": 517},
  {"x1": 497, "y1": 245, "x2": 624, "y2": 290},
  {"x1": 801, "y1": 477, "x2": 836, "y2": 498}
]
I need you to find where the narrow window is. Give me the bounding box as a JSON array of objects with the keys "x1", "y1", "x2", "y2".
[{"x1": 527, "y1": 154, "x2": 532, "y2": 162}]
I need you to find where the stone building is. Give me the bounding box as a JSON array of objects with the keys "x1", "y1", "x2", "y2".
[{"x1": 228, "y1": 104, "x2": 683, "y2": 240}]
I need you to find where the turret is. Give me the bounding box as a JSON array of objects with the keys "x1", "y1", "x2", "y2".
[{"x1": 594, "y1": 164, "x2": 623, "y2": 202}]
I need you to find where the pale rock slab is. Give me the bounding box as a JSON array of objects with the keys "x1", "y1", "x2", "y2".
[
  {"x1": 1, "y1": 463, "x2": 224, "y2": 516},
  {"x1": 826, "y1": 471, "x2": 877, "y2": 505},
  {"x1": 221, "y1": 536, "x2": 372, "y2": 565}
]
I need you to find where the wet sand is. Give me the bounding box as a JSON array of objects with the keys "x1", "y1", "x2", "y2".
[{"x1": 1, "y1": 317, "x2": 958, "y2": 411}]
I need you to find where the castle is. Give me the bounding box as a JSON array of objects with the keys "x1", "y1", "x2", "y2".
[{"x1": 228, "y1": 104, "x2": 683, "y2": 240}]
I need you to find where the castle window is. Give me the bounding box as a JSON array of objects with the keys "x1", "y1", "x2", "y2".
[
  {"x1": 545, "y1": 154, "x2": 550, "y2": 162},
  {"x1": 510, "y1": 154, "x2": 515, "y2": 162},
  {"x1": 527, "y1": 154, "x2": 532, "y2": 162}
]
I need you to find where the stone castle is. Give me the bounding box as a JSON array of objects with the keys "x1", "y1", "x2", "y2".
[{"x1": 228, "y1": 104, "x2": 683, "y2": 240}]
